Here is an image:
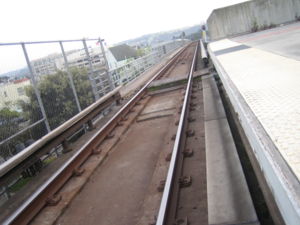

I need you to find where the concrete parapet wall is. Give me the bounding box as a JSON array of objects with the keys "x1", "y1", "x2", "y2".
[{"x1": 207, "y1": 0, "x2": 300, "y2": 40}]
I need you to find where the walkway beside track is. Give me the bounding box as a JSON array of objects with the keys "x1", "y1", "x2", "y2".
[
  {"x1": 203, "y1": 74, "x2": 258, "y2": 225},
  {"x1": 208, "y1": 22, "x2": 300, "y2": 224}
]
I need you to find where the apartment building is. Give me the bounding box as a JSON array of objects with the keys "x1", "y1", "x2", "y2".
[
  {"x1": 31, "y1": 47, "x2": 108, "y2": 78},
  {"x1": 31, "y1": 53, "x2": 62, "y2": 77},
  {"x1": 0, "y1": 78, "x2": 31, "y2": 111}
]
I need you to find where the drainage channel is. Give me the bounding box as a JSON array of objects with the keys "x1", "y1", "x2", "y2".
[{"x1": 215, "y1": 73, "x2": 278, "y2": 225}]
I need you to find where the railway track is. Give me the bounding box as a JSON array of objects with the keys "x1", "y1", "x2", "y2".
[
  {"x1": 49, "y1": 43, "x2": 200, "y2": 225},
  {"x1": 156, "y1": 41, "x2": 207, "y2": 225},
  {"x1": 1, "y1": 39, "x2": 262, "y2": 225},
  {"x1": 0, "y1": 42, "x2": 199, "y2": 225}
]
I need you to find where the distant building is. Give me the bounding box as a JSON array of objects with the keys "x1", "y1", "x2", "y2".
[
  {"x1": 27, "y1": 44, "x2": 138, "y2": 82},
  {"x1": 0, "y1": 78, "x2": 31, "y2": 111},
  {"x1": 32, "y1": 53, "x2": 62, "y2": 77},
  {"x1": 31, "y1": 47, "x2": 108, "y2": 77},
  {"x1": 0, "y1": 76, "x2": 10, "y2": 84},
  {"x1": 151, "y1": 39, "x2": 184, "y2": 54},
  {"x1": 0, "y1": 67, "x2": 30, "y2": 82},
  {"x1": 108, "y1": 44, "x2": 138, "y2": 70},
  {"x1": 56, "y1": 47, "x2": 106, "y2": 71}
]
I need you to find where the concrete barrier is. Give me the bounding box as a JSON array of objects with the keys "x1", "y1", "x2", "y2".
[{"x1": 207, "y1": 0, "x2": 300, "y2": 40}]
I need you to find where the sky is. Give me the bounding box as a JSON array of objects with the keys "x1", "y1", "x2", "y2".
[{"x1": 0, "y1": 0, "x2": 246, "y2": 73}]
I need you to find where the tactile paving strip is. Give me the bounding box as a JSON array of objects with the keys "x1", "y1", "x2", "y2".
[{"x1": 212, "y1": 39, "x2": 300, "y2": 179}]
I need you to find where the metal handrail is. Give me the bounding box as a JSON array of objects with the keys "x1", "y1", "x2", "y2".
[
  {"x1": 0, "y1": 118, "x2": 45, "y2": 147},
  {"x1": 0, "y1": 38, "x2": 100, "y2": 46},
  {"x1": 0, "y1": 86, "x2": 122, "y2": 178},
  {"x1": 155, "y1": 41, "x2": 198, "y2": 225}
]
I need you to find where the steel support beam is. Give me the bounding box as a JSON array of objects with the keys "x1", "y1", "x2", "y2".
[{"x1": 21, "y1": 43, "x2": 51, "y2": 133}]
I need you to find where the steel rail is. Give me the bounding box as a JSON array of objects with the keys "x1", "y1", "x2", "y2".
[
  {"x1": 2, "y1": 43, "x2": 191, "y2": 225},
  {"x1": 156, "y1": 41, "x2": 198, "y2": 225}
]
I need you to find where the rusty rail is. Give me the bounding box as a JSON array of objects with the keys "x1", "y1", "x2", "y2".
[
  {"x1": 156, "y1": 41, "x2": 198, "y2": 225},
  {"x1": 1, "y1": 43, "x2": 191, "y2": 225}
]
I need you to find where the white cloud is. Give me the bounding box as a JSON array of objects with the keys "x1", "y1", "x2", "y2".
[
  {"x1": 0, "y1": 0, "x2": 246, "y2": 73},
  {"x1": 0, "y1": 0, "x2": 246, "y2": 44}
]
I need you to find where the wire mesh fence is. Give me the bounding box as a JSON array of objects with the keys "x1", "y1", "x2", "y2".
[
  {"x1": 0, "y1": 38, "x2": 185, "y2": 165},
  {"x1": 110, "y1": 39, "x2": 185, "y2": 86},
  {"x1": 0, "y1": 38, "x2": 186, "y2": 203},
  {"x1": 0, "y1": 38, "x2": 113, "y2": 162}
]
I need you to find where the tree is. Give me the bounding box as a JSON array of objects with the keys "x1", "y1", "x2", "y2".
[
  {"x1": 181, "y1": 31, "x2": 186, "y2": 39},
  {"x1": 186, "y1": 31, "x2": 201, "y2": 41},
  {"x1": 0, "y1": 108, "x2": 21, "y2": 141},
  {"x1": 0, "y1": 108, "x2": 23, "y2": 159},
  {"x1": 0, "y1": 67, "x2": 94, "y2": 161},
  {"x1": 136, "y1": 48, "x2": 146, "y2": 57},
  {"x1": 20, "y1": 67, "x2": 94, "y2": 130}
]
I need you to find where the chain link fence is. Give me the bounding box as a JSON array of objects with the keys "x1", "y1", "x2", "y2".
[
  {"x1": 0, "y1": 38, "x2": 186, "y2": 204},
  {"x1": 0, "y1": 38, "x2": 114, "y2": 162},
  {"x1": 110, "y1": 40, "x2": 185, "y2": 86}
]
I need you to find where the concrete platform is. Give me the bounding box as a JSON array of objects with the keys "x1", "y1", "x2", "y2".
[
  {"x1": 232, "y1": 22, "x2": 300, "y2": 61},
  {"x1": 208, "y1": 24, "x2": 300, "y2": 224},
  {"x1": 203, "y1": 75, "x2": 258, "y2": 225}
]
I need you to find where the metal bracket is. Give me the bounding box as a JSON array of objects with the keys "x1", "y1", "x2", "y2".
[
  {"x1": 122, "y1": 116, "x2": 128, "y2": 121},
  {"x1": 92, "y1": 148, "x2": 102, "y2": 155},
  {"x1": 62, "y1": 140, "x2": 72, "y2": 153},
  {"x1": 179, "y1": 176, "x2": 192, "y2": 188},
  {"x1": 106, "y1": 132, "x2": 115, "y2": 139},
  {"x1": 46, "y1": 195, "x2": 62, "y2": 206},
  {"x1": 182, "y1": 149, "x2": 193, "y2": 157},
  {"x1": 117, "y1": 121, "x2": 124, "y2": 126},
  {"x1": 165, "y1": 152, "x2": 172, "y2": 161},
  {"x1": 175, "y1": 217, "x2": 189, "y2": 225},
  {"x1": 178, "y1": 106, "x2": 182, "y2": 114},
  {"x1": 157, "y1": 180, "x2": 166, "y2": 192},
  {"x1": 73, "y1": 168, "x2": 85, "y2": 177},
  {"x1": 116, "y1": 97, "x2": 122, "y2": 106},
  {"x1": 188, "y1": 117, "x2": 196, "y2": 122},
  {"x1": 171, "y1": 134, "x2": 176, "y2": 141},
  {"x1": 186, "y1": 130, "x2": 195, "y2": 137},
  {"x1": 87, "y1": 120, "x2": 95, "y2": 131}
]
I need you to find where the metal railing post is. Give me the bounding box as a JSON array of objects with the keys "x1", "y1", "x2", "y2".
[
  {"x1": 59, "y1": 41, "x2": 82, "y2": 112},
  {"x1": 98, "y1": 37, "x2": 115, "y2": 91},
  {"x1": 21, "y1": 43, "x2": 51, "y2": 133},
  {"x1": 82, "y1": 39, "x2": 100, "y2": 100}
]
